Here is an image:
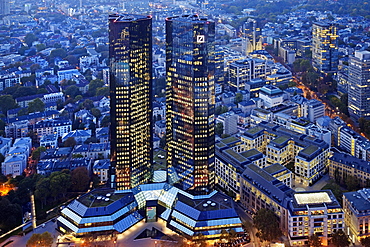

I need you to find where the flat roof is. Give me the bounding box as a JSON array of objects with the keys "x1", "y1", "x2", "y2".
[
  {"x1": 300, "y1": 145, "x2": 319, "y2": 156},
  {"x1": 221, "y1": 136, "x2": 239, "y2": 144},
  {"x1": 294, "y1": 192, "x2": 332, "y2": 205},
  {"x1": 240, "y1": 149, "x2": 260, "y2": 158},
  {"x1": 245, "y1": 126, "x2": 264, "y2": 135},
  {"x1": 272, "y1": 136, "x2": 290, "y2": 145}
]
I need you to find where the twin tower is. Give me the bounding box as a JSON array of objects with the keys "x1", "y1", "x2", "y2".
[{"x1": 109, "y1": 14, "x2": 216, "y2": 195}]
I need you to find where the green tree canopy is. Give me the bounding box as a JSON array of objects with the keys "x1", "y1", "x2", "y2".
[
  {"x1": 331, "y1": 229, "x2": 350, "y2": 247},
  {"x1": 28, "y1": 98, "x2": 45, "y2": 113},
  {"x1": 65, "y1": 85, "x2": 81, "y2": 99},
  {"x1": 361, "y1": 236, "x2": 370, "y2": 247},
  {"x1": 26, "y1": 232, "x2": 53, "y2": 247},
  {"x1": 91, "y1": 108, "x2": 101, "y2": 119},
  {"x1": 88, "y1": 79, "x2": 104, "y2": 96},
  {"x1": 215, "y1": 122, "x2": 224, "y2": 136},
  {"x1": 35, "y1": 177, "x2": 50, "y2": 209},
  {"x1": 50, "y1": 48, "x2": 67, "y2": 59},
  {"x1": 96, "y1": 87, "x2": 109, "y2": 97},
  {"x1": 70, "y1": 167, "x2": 90, "y2": 192},
  {"x1": 235, "y1": 92, "x2": 243, "y2": 104},
  {"x1": 308, "y1": 233, "x2": 321, "y2": 247},
  {"x1": 64, "y1": 137, "x2": 77, "y2": 147},
  {"x1": 24, "y1": 33, "x2": 38, "y2": 47},
  {"x1": 253, "y1": 208, "x2": 282, "y2": 242},
  {"x1": 49, "y1": 171, "x2": 71, "y2": 199},
  {"x1": 0, "y1": 95, "x2": 18, "y2": 115}
]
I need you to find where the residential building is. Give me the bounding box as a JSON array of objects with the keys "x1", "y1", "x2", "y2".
[
  {"x1": 329, "y1": 152, "x2": 370, "y2": 187},
  {"x1": 61, "y1": 130, "x2": 92, "y2": 144},
  {"x1": 312, "y1": 22, "x2": 339, "y2": 73},
  {"x1": 348, "y1": 51, "x2": 370, "y2": 120},
  {"x1": 166, "y1": 15, "x2": 215, "y2": 195},
  {"x1": 2, "y1": 154, "x2": 27, "y2": 177},
  {"x1": 93, "y1": 159, "x2": 110, "y2": 183},
  {"x1": 40, "y1": 134, "x2": 58, "y2": 149},
  {"x1": 109, "y1": 14, "x2": 153, "y2": 190},
  {"x1": 216, "y1": 112, "x2": 238, "y2": 135},
  {"x1": 34, "y1": 118, "x2": 72, "y2": 140}
]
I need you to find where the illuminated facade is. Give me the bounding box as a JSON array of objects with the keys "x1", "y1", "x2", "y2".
[
  {"x1": 348, "y1": 51, "x2": 370, "y2": 120},
  {"x1": 242, "y1": 18, "x2": 262, "y2": 55},
  {"x1": 343, "y1": 188, "x2": 370, "y2": 244},
  {"x1": 288, "y1": 191, "x2": 344, "y2": 246},
  {"x1": 312, "y1": 22, "x2": 338, "y2": 73},
  {"x1": 166, "y1": 15, "x2": 216, "y2": 195},
  {"x1": 109, "y1": 14, "x2": 153, "y2": 190}
]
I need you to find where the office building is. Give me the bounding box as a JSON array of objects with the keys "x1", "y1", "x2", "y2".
[
  {"x1": 287, "y1": 191, "x2": 344, "y2": 246},
  {"x1": 312, "y1": 22, "x2": 338, "y2": 73},
  {"x1": 301, "y1": 99, "x2": 325, "y2": 123},
  {"x1": 227, "y1": 58, "x2": 268, "y2": 92},
  {"x1": 166, "y1": 15, "x2": 216, "y2": 195},
  {"x1": 242, "y1": 18, "x2": 262, "y2": 55},
  {"x1": 348, "y1": 51, "x2": 370, "y2": 120},
  {"x1": 343, "y1": 188, "x2": 370, "y2": 244},
  {"x1": 329, "y1": 152, "x2": 370, "y2": 187},
  {"x1": 109, "y1": 14, "x2": 153, "y2": 190},
  {"x1": 0, "y1": 0, "x2": 9, "y2": 15}
]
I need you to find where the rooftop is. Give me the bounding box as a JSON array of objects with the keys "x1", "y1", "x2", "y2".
[
  {"x1": 300, "y1": 145, "x2": 319, "y2": 156},
  {"x1": 78, "y1": 189, "x2": 126, "y2": 208},
  {"x1": 294, "y1": 192, "x2": 332, "y2": 205},
  {"x1": 240, "y1": 149, "x2": 260, "y2": 158}
]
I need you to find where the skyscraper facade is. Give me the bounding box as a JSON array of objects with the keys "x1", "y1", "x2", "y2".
[
  {"x1": 348, "y1": 51, "x2": 370, "y2": 120},
  {"x1": 166, "y1": 15, "x2": 216, "y2": 195},
  {"x1": 0, "y1": 0, "x2": 10, "y2": 15},
  {"x1": 242, "y1": 18, "x2": 262, "y2": 55},
  {"x1": 109, "y1": 14, "x2": 153, "y2": 191},
  {"x1": 312, "y1": 22, "x2": 339, "y2": 73}
]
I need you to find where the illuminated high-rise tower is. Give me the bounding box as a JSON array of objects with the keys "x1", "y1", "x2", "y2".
[
  {"x1": 109, "y1": 14, "x2": 153, "y2": 191},
  {"x1": 242, "y1": 18, "x2": 262, "y2": 55},
  {"x1": 166, "y1": 15, "x2": 216, "y2": 195},
  {"x1": 312, "y1": 22, "x2": 338, "y2": 73}
]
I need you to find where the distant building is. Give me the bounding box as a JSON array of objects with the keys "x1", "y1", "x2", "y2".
[
  {"x1": 93, "y1": 159, "x2": 110, "y2": 183},
  {"x1": 348, "y1": 51, "x2": 370, "y2": 120}
]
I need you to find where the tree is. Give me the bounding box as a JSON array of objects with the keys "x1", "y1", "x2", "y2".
[
  {"x1": 82, "y1": 99, "x2": 94, "y2": 110},
  {"x1": 235, "y1": 92, "x2": 243, "y2": 104},
  {"x1": 64, "y1": 55, "x2": 78, "y2": 65},
  {"x1": 96, "y1": 87, "x2": 109, "y2": 97},
  {"x1": 35, "y1": 177, "x2": 50, "y2": 209},
  {"x1": 361, "y1": 236, "x2": 370, "y2": 247},
  {"x1": 345, "y1": 175, "x2": 359, "y2": 191},
  {"x1": 331, "y1": 229, "x2": 350, "y2": 247},
  {"x1": 28, "y1": 98, "x2": 45, "y2": 113},
  {"x1": 308, "y1": 233, "x2": 321, "y2": 247},
  {"x1": 100, "y1": 115, "x2": 110, "y2": 127},
  {"x1": 65, "y1": 85, "x2": 81, "y2": 98},
  {"x1": 88, "y1": 79, "x2": 104, "y2": 96},
  {"x1": 31, "y1": 146, "x2": 46, "y2": 160},
  {"x1": 27, "y1": 232, "x2": 53, "y2": 247},
  {"x1": 50, "y1": 48, "x2": 67, "y2": 59},
  {"x1": 64, "y1": 137, "x2": 77, "y2": 147},
  {"x1": 25, "y1": 33, "x2": 38, "y2": 47},
  {"x1": 36, "y1": 43, "x2": 46, "y2": 52},
  {"x1": 215, "y1": 122, "x2": 224, "y2": 136},
  {"x1": 49, "y1": 171, "x2": 71, "y2": 200},
  {"x1": 91, "y1": 108, "x2": 101, "y2": 119},
  {"x1": 70, "y1": 167, "x2": 90, "y2": 192},
  {"x1": 253, "y1": 208, "x2": 282, "y2": 242},
  {"x1": 30, "y1": 64, "x2": 41, "y2": 73},
  {"x1": 0, "y1": 95, "x2": 18, "y2": 115}
]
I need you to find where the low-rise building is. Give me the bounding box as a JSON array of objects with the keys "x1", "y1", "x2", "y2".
[{"x1": 93, "y1": 159, "x2": 110, "y2": 183}]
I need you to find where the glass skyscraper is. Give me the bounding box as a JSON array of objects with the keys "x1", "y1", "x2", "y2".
[
  {"x1": 109, "y1": 14, "x2": 153, "y2": 191},
  {"x1": 166, "y1": 15, "x2": 216, "y2": 195},
  {"x1": 348, "y1": 51, "x2": 370, "y2": 120},
  {"x1": 312, "y1": 22, "x2": 339, "y2": 73}
]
